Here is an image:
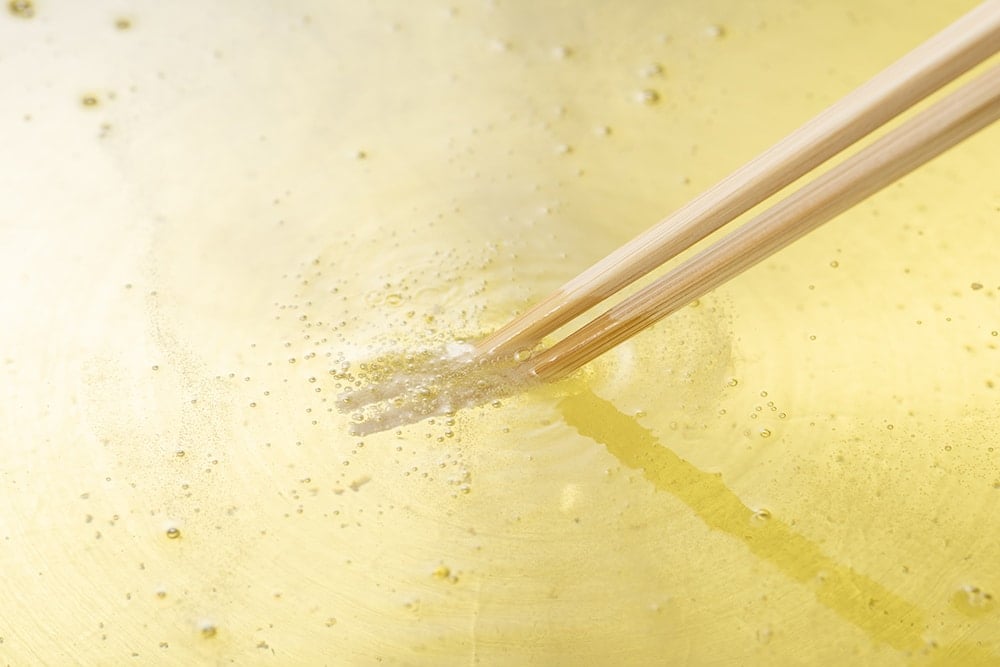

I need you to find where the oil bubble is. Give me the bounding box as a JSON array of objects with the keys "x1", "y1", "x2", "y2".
[
  {"x1": 633, "y1": 89, "x2": 660, "y2": 105},
  {"x1": 513, "y1": 348, "x2": 532, "y2": 363},
  {"x1": 198, "y1": 620, "x2": 218, "y2": 638},
  {"x1": 638, "y1": 62, "x2": 663, "y2": 78},
  {"x1": 952, "y1": 585, "x2": 995, "y2": 617},
  {"x1": 7, "y1": 0, "x2": 34, "y2": 19},
  {"x1": 705, "y1": 24, "x2": 726, "y2": 39}
]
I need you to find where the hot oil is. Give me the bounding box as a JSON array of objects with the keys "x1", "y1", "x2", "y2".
[{"x1": 1, "y1": 0, "x2": 998, "y2": 665}]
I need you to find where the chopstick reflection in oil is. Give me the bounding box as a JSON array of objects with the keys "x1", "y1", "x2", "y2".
[{"x1": 560, "y1": 389, "x2": 998, "y2": 663}]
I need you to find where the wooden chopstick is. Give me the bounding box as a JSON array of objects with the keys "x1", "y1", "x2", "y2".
[
  {"x1": 477, "y1": 0, "x2": 1000, "y2": 368},
  {"x1": 529, "y1": 61, "x2": 1000, "y2": 380}
]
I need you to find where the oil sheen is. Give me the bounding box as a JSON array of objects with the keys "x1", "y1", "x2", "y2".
[{"x1": 0, "y1": 0, "x2": 998, "y2": 665}]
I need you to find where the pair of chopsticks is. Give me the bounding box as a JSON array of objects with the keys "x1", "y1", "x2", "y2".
[{"x1": 477, "y1": 1, "x2": 1000, "y2": 382}]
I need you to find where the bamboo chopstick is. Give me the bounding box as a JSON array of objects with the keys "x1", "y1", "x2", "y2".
[
  {"x1": 477, "y1": 0, "x2": 1000, "y2": 366},
  {"x1": 529, "y1": 61, "x2": 1000, "y2": 380}
]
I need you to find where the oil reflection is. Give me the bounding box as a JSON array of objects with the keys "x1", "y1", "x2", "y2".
[{"x1": 559, "y1": 389, "x2": 995, "y2": 665}]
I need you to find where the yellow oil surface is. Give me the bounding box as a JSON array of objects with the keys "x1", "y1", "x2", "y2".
[{"x1": 1, "y1": 1, "x2": 999, "y2": 665}]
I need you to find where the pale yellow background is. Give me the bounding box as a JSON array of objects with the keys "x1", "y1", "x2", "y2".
[{"x1": 1, "y1": 1, "x2": 999, "y2": 665}]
